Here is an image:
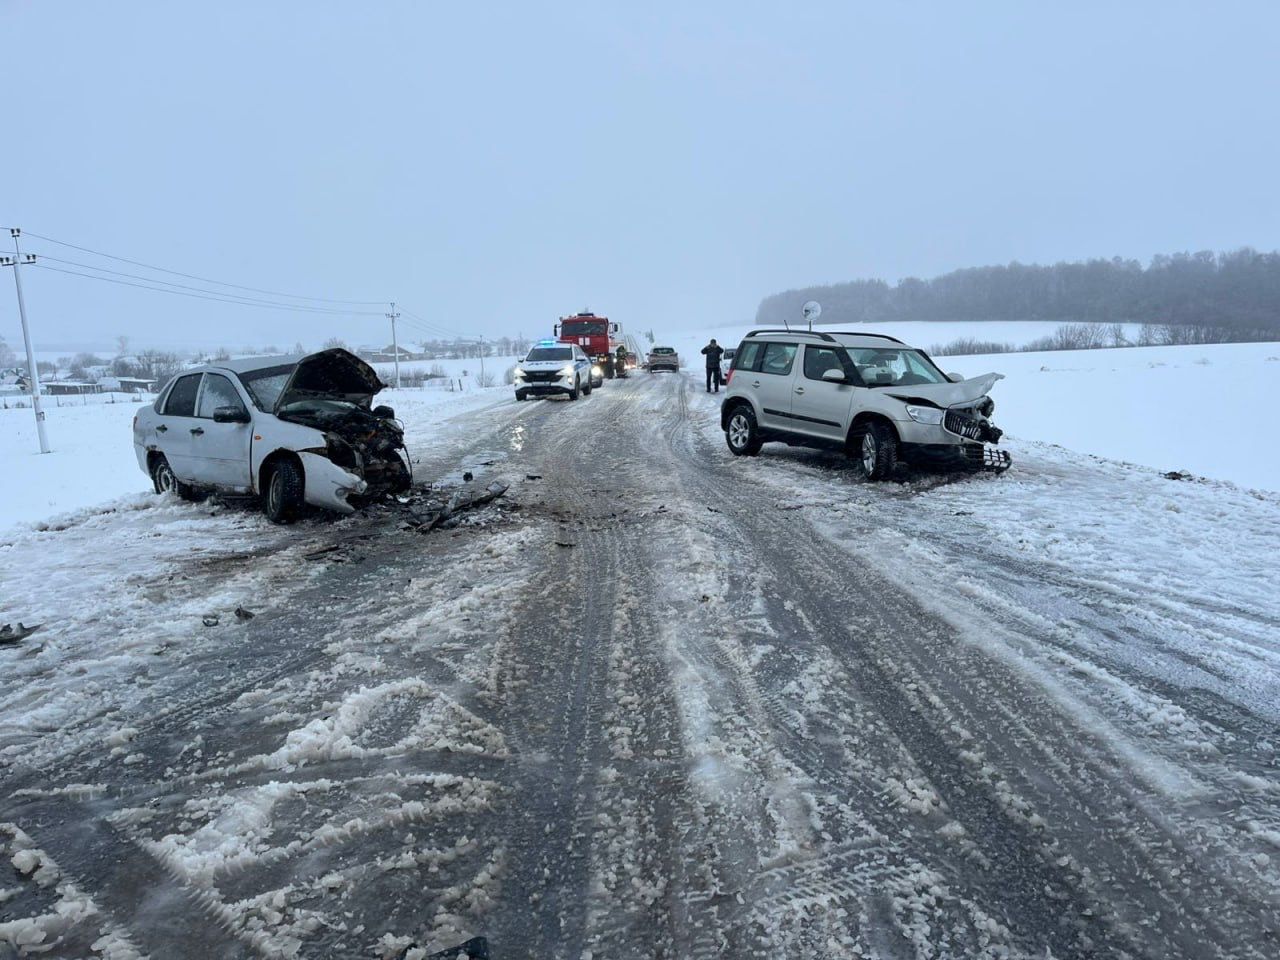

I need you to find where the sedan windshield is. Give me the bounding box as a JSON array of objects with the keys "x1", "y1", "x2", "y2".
[
  {"x1": 526, "y1": 347, "x2": 573, "y2": 362},
  {"x1": 238, "y1": 364, "x2": 296, "y2": 409},
  {"x1": 848, "y1": 348, "x2": 947, "y2": 387}
]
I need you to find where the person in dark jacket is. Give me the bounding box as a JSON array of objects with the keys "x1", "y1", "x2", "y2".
[{"x1": 701, "y1": 339, "x2": 725, "y2": 392}]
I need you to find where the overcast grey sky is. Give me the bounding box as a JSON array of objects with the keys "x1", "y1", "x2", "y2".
[{"x1": 3, "y1": 1, "x2": 1279, "y2": 352}]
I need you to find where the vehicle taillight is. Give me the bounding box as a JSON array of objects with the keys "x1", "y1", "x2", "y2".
[{"x1": 725, "y1": 369, "x2": 734, "y2": 385}]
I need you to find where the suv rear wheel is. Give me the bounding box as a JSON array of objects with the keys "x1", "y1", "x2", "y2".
[
  {"x1": 853, "y1": 421, "x2": 898, "y2": 480},
  {"x1": 725, "y1": 405, "x2": 763, "y2": 456}
]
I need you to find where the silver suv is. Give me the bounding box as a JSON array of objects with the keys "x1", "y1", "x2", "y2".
[{"x1": 719, "y1": 329, "x2": 1010, "y2": 479}]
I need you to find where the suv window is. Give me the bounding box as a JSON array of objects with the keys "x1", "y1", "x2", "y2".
[
  {"x1": 163, "y1": 373, "x2": 202, "y2": 417},
  {"x1": 197, "y1": 373, "x2": 247, "y2": 419},
  {"x1": 733, "y1": 341, "x2": 763, "y2": 372},
  {"x1": 803, "y1": 345, "x2": 852, "y2": 381},
  {"x1": 759, "y1": 342, "x2": 797, "y2": 376}
]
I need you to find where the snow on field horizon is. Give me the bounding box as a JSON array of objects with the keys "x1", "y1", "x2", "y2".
[
  {"x1": 0, "y1": 357, "x2": 517, "y2": 533},
  {"x1": 3, "y1": 333, "x2": 1278, "y2": 536},
  {"x1": 657, "y1": 323, "x2": 1280, "y2": 492}
]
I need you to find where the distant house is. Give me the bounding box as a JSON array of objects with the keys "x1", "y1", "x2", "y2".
[
  {"x1": 43, "y1": 380, "x2": 104, "y2": 396},
  {"x1": 99, "y1": 376, "x2": 157, "y2": 394},
  {"x1": 361, "y1": 344, "x2": 421, "y2": 363}
]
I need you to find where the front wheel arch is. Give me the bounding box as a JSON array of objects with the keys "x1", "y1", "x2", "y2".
[{"x1": 847, "y1": 415, "x2": 900, "y2": 480}]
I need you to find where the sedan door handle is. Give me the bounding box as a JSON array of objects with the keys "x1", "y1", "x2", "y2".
[
  {"x1": 190, "y1": 427, "x2": 204, "y2": 436},
  {"x1": 751, "y1": 380, "x2": 761, "y2": 388},
  {"x1": 794, "y1": 387, "x2": 805, "y2": 395},
  {"x1": 155, "y1": 424, "x2": 168, "y2": 433}
]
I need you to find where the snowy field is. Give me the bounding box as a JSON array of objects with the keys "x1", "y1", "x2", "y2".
[
  {"x1": 1, "y1": 370, "x2": 1276, "y2": 957},
  {"x1": 658, "y1": 322, "x2": 1280, "y2": 492},
  {"x1": 0, "y1": 380, "x2": 511, "y2": 534},
  {"x1": 4, "y1": 334, "x2": 1277, "y2": 537}
]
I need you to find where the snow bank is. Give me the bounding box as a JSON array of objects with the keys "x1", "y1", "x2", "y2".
[
  {"x1": 661, "y1": 319, "x2": 1279, "y2": 492},
  {"x1": 0, "y1": 380, "x2": 509, "y2": 533},
  {"x1": 665, "y1": 319, "x2": 1140, "y2": 358},
  {"x1": 943, "y1": 341, "x2": 1280, "y2": 492}
]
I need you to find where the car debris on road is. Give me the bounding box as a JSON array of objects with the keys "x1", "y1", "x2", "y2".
[{"x1": 0, "y1": 622, "x2": 41, "y2": 645}]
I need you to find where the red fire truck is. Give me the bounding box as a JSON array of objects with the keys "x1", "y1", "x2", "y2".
[{"x1": 554, "y1": 311, "x2": 627, "y2": 379}]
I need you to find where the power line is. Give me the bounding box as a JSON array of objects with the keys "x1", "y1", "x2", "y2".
[
  {"x1": 399, "y1": 307, "x2": 474, "y2": 341},
  {"x1": 29, "y1": 253, "x2": 385, "y2": 315},
  {"x1": 21, "y1": 229, "x2": 386, "y2": 305},
  {"x1": 31, "y1": 263, "x2": 386, "y2": 316}
]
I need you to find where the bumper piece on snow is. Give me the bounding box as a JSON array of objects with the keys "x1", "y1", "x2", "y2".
[
  {"x1": 901, "y1": 442, "x2": 1012, "y2": 473},
  {"x1": 969, "y1": 445, "x2": 1012, "y2": 472}
]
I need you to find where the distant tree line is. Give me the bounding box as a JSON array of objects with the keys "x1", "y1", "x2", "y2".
[
  {"x1": 757, "y1": 248, "x2": 1280, "y2": 337},
  {"x1": 927, "y1": 319, "x2": 1262, "y2": 356}
]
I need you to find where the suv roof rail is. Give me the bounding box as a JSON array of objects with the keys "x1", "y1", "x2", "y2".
[
  {"x1": 743, "y1": 328, "x2": 906, "y2": 345},
  {"x1": 826, "y1": 330, "x2": 906, "y2": 344},
  {"x1": 744, "y1": 328, "x2": 836, "y2": 342}
]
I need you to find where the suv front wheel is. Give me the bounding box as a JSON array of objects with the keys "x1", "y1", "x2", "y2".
[
  {"x1": 725, "y1": 405, "x2": 762, "y2": 456},
  {"x1": 853, "y1": 421, "x2": 898, "y2": 480}
]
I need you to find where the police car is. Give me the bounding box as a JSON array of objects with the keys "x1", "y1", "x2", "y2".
[{"x1": 512, "y1": 340, "x2": 596, "y2": 401}]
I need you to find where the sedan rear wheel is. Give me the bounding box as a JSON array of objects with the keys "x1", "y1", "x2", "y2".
[{"x1": 151, "y1": 455, "x2": 203, "y2": 501}]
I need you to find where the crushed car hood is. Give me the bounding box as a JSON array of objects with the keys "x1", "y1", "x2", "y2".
[
  {"x1": 886, "y1": 372, "x2": 1004, "y2": 407},
  {"x1": 274, "y1": 348, "x2": 386, "y2": 413}
]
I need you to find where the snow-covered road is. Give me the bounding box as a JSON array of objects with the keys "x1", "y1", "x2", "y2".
[{"x1": 1, "y1": 373, "x2": 1277, "y2": 958}]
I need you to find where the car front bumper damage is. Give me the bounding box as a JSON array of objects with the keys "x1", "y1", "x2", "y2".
[{"x1": 298, "y1": 451, "x2": 368, "y2": 514}]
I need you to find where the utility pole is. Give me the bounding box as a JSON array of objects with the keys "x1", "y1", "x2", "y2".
[
  {"x1": 386, "y1": 301, "x2": 401, "y2": 388},
  {"x1": 479, "y1": 335, "x2": 485, "y2": 382},
  {"x1": 2, "y1": 228, "x2": 50, "y2": 453}
]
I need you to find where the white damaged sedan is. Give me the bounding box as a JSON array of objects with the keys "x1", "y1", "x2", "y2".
[{"x1": 134, "y1": 348, "x2": 411, "y2": 522}]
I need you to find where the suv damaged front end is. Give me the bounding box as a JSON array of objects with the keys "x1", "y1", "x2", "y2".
[
  {"x1": 890, "y1": 373, "x2": 1012, "y2": 472},
  {"x1": 275, "y1": 350, "x2": 412, "y2": 510}
]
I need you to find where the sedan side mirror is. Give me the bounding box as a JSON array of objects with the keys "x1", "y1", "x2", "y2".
[
  {"x1": 212, "y1": 405, "x2": 251, "y2": 424},
  {"x1": 947, "y1": 372, "x2": 965, "y2": 383},
  {"x1": 821, "y1": 368, "x2": 847, "y2": 383}
]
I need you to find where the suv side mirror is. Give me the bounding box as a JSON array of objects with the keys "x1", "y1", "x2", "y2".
[
  {"x1": 212, "y1": 405, "x2": 250, "y2": 423},
  {"x1": 821, "y1": 368, "x2": 847, "y2": 383},
  {"x1": 947, "y1": 372, "x2": 965, "y2": 383}
]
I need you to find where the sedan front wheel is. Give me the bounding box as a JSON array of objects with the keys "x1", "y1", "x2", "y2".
[{"x1": 264, "y1": 458, "x2": 305, "y2": 523}]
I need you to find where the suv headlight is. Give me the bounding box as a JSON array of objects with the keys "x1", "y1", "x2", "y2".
[
  {"x1": 559, "y1": 365, "x2": 575, "y2": 378},
  {"x1": 905, "y1": 404, "x2": 944, "y2": 425},
  {"x1": 513, "y1": 367, "x2": 526, "y2": 381},
  {"x1": 591, "y1": 365, "x2": 602, "y2": 377}
]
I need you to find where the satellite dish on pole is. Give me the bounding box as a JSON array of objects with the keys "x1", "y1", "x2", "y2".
[{"x1": 802, "y1": 300, "x2": 822, "y2": 330}]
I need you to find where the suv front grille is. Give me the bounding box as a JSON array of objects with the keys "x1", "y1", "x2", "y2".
[
  {"x1": 944, "y1": 409, "x2": 984, "y2": 440},
  {"x1": 523, "y1": 371, "x2": 560, "y2": 383}
]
